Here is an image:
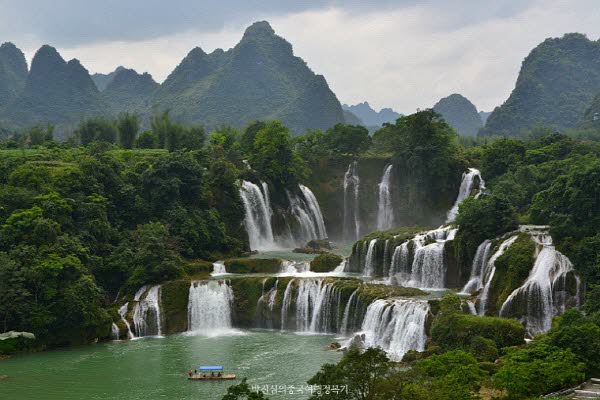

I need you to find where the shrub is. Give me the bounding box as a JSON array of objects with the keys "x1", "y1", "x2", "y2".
[{"x1": 310, "y1": 253, "x2": 343, "y2": 272}]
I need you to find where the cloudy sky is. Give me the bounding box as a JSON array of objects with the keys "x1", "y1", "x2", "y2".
[{"x1": 1, "y1": 0, "x2": 599, "y2": 113}]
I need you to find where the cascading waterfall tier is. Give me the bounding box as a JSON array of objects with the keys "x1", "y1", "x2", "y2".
[
  {"x1": 477, "y1": 235, "x2": 519, "y2": 315},
  {"x1": 188, "y1": 281, "x2": 235, "y2": 334},
  {"x1": 132, "y1": 285, "x2": 163, "y2": 337},
  {"x1": 358, "y1": 299, "x2": 429, "y2": 361},
  {"x1": 343, "y1": 161, "x2": 361, "y2": 241},
  {"x1": 211, "y1": 261, "x2": 228, "y2": 276},
  {"x1": 376, "y1": 165, "x2": 395, "y2": 231},
  {"x1": 499, "y1": 231, "x2": 581, "y2": 334},
  {"x1": 388, "y1": 226, "x2": 457, "y2": 288},
  {"x1": 280, "y1": 279, "x2": 342, "y2": 333},
  {"x1": 240, "y1": 180, "x2": 277, "y2": 251},
  {"x1": 446, "y1": 168, "x2": 485, "y2": 223},
  {"x1": 363, "y1": 239, "x2": 378, "y2": 277},
  {"x1": 461, "y1": 240, "x2": 493, "y2": 294},
  {"x1": 118, "y1": 303, "x2": 135, "y2": 340},
  {"x1": 111, "y1": 323, "x2": 120, "y2": 340},
  {"x1": 288, "y1": 185, "x2": 328, "y2": 245}
]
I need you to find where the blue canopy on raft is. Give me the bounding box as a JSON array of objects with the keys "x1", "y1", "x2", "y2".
[{"x1": 198, "y1": 366, "x2": 223, "y2": 371}]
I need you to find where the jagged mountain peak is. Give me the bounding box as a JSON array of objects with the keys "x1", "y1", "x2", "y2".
[{"x1": 242, "y1": 21, "x2": 276, "y2": 39}]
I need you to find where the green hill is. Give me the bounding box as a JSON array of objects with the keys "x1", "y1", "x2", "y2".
[
  {"x1": 152, "y1": 21, "x2": 345, "y2": 134},
  {"x1": 0, "y1": 42, "x2": 28, "y2": 108},
  {"x1": 432, "y1": 93, "x2": 482, "y2": 136},
  {"x1": 1, "y1": 45, "x2": 106, "y2": 129},
  {"x1": 482, "y1": 33, "x2": 600, "y2": 136},
  {"x1": 91, "y1": 66, "x2": 126, "y2": 91},
  {"x1": 103, "y1": 67, "x2": 159, "y2": 114}
]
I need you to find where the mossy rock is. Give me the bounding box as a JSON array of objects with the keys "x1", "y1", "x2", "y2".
[
  {"x1": 488, "y1": 234, "x2": 535, "y2": 315},
  {"x1": 224, "y1": 258, "x2": 282, "y2": 274},
  {"x1": 184, "y1": 260, "x2": 213, "y2": 277},
  {"x1": 310, "y1": 253, "x2": 343, "y2": 272},
  {"x1": 161, "y1": 279, "x2": 191, "y2": 334}
]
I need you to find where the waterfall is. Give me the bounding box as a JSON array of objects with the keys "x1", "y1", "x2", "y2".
[
  {"x1": 280, "y1": 279, "x2": 296, "y2": 330},
  {"x1": 363, "y1": 239, "x2": 378, "y2": 277},
  {"x1": 240, "y1": 180, "x2": 277, "y2": 251},
  {"x1": 132, "y1": 285, "x2": 162, "y2": 337},
  {"x1": 360, "y1": 299, "x2": 429, "y2": 361},
  {"x1": 376, "y1": 165, "x2": 395, "y2": 231},
  {"x1": 388, "y1": 242, "x2": 410, "y2": 283},
  {"x1": 466, "y1": 301, "x2": 477, "y2": 315},
  {"x1": 299, "y1": 185, "x2": 327, "y2": 239},
  {"x1": 188, "y1": 281, "x2": 235, "y2": 335},
  {"x1": 446, "y1": 168, "x2": 485, "y2": 223},
  {"x1": 478, "y1": 235, "x2": 519, "y2": 315},
  {"x1": 333, "y1": 259, "x2": 347, "y2": 274},
  {"x1": 295, "y1": 279, "x2": 340, "y2": 333},
  {"x1": 391, "y1": 227, "x2": 456, "y2": 288},
  {"x1": 461, "y1": 240, "x2": 493, "y2": 293},
  {"x1": 499, "y1": 234, "x2": 581, "y2": 334},
  {"x1": 278, "y1": 260, "x2": 311, "y2": 276},
  {"x1": 118, "y1": 303, "x2": 135, "y2": 339},
  {"x1": 340, "y1": 289, "x2": 358, "y2": 335},
  {"x1": 111, "y1": 323, "x2": 120, "y2": 340},
  {"x1": 211, "y1": 261, "x2": 228, "y2": 276},
  {"x1": 289, "y1": 185, "x2": 327, "y2": 244},
  {"x1": 343, "y1": 161, "x2": 361, "y2": 241}
]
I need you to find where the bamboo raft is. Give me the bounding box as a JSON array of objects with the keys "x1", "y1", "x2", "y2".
[{"x1": 188, "y1": 365, "x2": 235, "y2": 381}]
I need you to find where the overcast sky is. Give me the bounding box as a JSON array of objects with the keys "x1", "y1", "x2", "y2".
[{"x1": 1, "y1": 0, "x2": 599, "y2": 113}]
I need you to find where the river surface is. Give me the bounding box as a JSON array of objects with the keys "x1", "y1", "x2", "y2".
[{"x1": 0, "y1": 330, "x2": 342, "y2": 400}]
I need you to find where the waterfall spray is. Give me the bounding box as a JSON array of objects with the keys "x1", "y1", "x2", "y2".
[{"x1": 343, "y1": 161, "x2": 361, "y2": 240}]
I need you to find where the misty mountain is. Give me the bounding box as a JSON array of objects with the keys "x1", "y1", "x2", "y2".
[
  {"x1": 92, "y1": 66, "x2": 126, "y2": 91},
  {"x1": 153, "y1": 21, "x2": 345, "y2": 134},
  {"x1": 342, "y1": 102, "x2": 402, "y2": 127},
  {"x1": 0, "y1": 42, "x2": 28, "y2": 107},
  {"x1": 482, "y1": 33, "x2": 600, "y2": 136},
  {"x1": 432, "y1": 93, "x2": 482, "y2": 136},
  {"x1": 103, "y1": 67, "x2": 159, "y2": 114},
  {"x1": 1, "y1": 45, "x2": 106, "y2": 129}
]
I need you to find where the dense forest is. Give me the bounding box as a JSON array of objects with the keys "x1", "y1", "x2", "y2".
[{"x1": 1, "y1": 105, "x2": 599, "y2": 400}]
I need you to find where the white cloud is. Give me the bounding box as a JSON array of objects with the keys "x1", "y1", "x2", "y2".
[{"x1": 16, "y1": 0, "x2": 600, "y2": 114}]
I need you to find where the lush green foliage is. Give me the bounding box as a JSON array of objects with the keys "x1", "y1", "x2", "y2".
[{"x1": 483, "y1": 33, "x2": 600, "y2": 136}]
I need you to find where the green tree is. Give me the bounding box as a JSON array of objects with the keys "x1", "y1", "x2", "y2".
[
  {"x1": 117, "y1": 113, "x2": 139, "y2": 149},
  {"x1": 76, "y1": 117, "x2": 118, "y2": 145},
  {"x1": 480, "y1": 138, "x2": 526, "y2": 181},
  {"x1": 240, "y1": 120, "x2": 266, "y2": 155},
  {"x1": 307, "y1": 347, "x2": 392, "y2": 400},
  {"x1": 250, "y1": 121, "x2": 307, "y2": 188},
  {"x1": 325, "y1": 124, "x2": 371, "y2": 155},
  {"x1": 493, "y1": 342, "x2": 585, "y2": 399},
  {"x1": 137, "y1": 130, "x2": 158, "y2": 149}
]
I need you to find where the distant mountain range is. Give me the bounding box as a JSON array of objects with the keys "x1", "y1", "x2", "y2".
[
  {"x1": 342, "y1": 102, "x2": 402, "y2": 129},
  {"x1": 432, "y1": 93, "x2": 482, "y2": 137},
  {"x1": 0, "y1": 21, "x2": 347, "y2": 135},
  {"x1": 482, "y1": 33, "x2": 600, "y2": 136}
]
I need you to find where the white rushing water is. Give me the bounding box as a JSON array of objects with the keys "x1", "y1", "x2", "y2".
[
  {"x1": 461, "y1": 240, "x2": 493, "y2": 293},
  {"x1": 133, "y1": 285, "x2": 163, "y2": 337},
  {"x1": 499, "y1": 233, "x2": 581, "y2": 334},
  {"x1": 359, "y1": 299, "x2": 429, "y2": 361},
  {"x1": 295, "y1": 280, "x2": 339, "y2": 333},
  {"x1": 211, "y1": 261, "x2": 229, "y2": 276},
  {"x1": 111, "y1": 323, "x2": 120, "y2": 340},
  {"x1": 343, "y1": 161, "x2": 361, "y2": 241},
  {"x1": 478, "y1": 235, "x2": 519, "y2": 315},
  {"x1": 188, "y1": 281, "x2": 236, "y2": 335},
  {"x1": 363, "y1": 239, "x2": 378, "y2": 277},
  {"x1": 278, "y1": 260, "x2": 311, "y2": 276},
  {"x1": 280, "y1": 279, "x2": 296, "y2": 330},
  {"x1": 118, "y1": 302, "x2": 135, "y2": 340},
  {"x1": 340, "y1": 289, "x2": 358, "y2": 335},
  {"x1": 389, "y1": 226, "x2": 457, "y2": 288},
  {"x1": 376, "y1": 165, "x2": 395, "y2": 231},
  {"x1": 446, "y1": 168, "x2": 485, "y2": 223},
  {"x1": 240, "y1": 180, "x2": 277, "y2": 251}
]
